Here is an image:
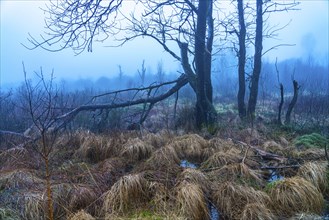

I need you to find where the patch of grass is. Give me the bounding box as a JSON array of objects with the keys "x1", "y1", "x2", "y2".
[
  {"x1": 297, "y1": 161, "x2": 328, "y2": 196},
  {"x1": 175, "y1": 181, "x2": 209, "y2": 220},
  {"x1": 121, "y1": 138, "x2": 154, "y2": 161},
  {"x1": 240, "y1": 203, "x2": 276, "y2": 220},
  {"x1": 68, "y1": 210, "x2": 95, "y2": 220},
  {"x1": 294, "y1": 133, "x2": 328, "y2": 149},
  {"x1": 268, "y1": 177, "x2": 324, "y2": 217},
  {"x1": 213, "y1": 181, "x2": 271, "y2": 220},
  {"x1": 177, "y1": 168, "x2": 210, "y2": 194},
  {"x1": 0, "y1": 207, "x2": 20, "y2": 220},
  {"x1": 102, "y1": 173, "x2": 150, "y2": 215}
]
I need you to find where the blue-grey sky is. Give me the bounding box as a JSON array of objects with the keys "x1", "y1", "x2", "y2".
[{"x1": 0, "y1": 0, "x2": 328, "y2": 87}]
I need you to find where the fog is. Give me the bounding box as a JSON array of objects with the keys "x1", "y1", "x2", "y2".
[{"x1": 0, "y1": 0, "x2": 328, "y2": 88}]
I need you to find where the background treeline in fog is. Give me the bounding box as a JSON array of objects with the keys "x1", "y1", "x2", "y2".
[{"x1": 1, "y1": 52, "x2": 328, "y2": 134}]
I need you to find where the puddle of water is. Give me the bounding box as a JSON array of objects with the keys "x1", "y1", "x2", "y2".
[
  {"x1": 209, "y1": 202, "x2": 220, "y2": 220},
  {"x1": 268, "y1": 169, "x2": 284, "y2": 182},
  {"x1": 180, "y1": 160, "x2": 198, "y2": 168}
]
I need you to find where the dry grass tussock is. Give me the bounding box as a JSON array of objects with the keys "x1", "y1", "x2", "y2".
[
  {"x1": 69, "y1": 185, "x2": 97, "y2": 212},
  {"x1": 75, "y1": 134, "x2": 123, "y2": 163},
  {"x1": 0, "y1": 169, "x2": 44, "y2": 190},
  {"x1": 48, "y1": 183, "x2": 74, "y2": 218},
  {"x1": 177, "y1": 168, "x2": 210, "y2": 194},
  {"x1": 169, "y1": 134, "x2": 208, "y2": 162},
  {"x1": 208, "y1": 138, "x2": 237, "y2": 151},
  {"x1": 268, "y1": 177, "x2": 324, "y2": 217},
  {"x1": 294, "y1": 148, "x2": 325, "y2": 160},
  {"x1": 201, "y1": 151, "x2": 240, "y2": 169},
  {"x1": 68, "y1": 210, "x2": 95, "y2": 220},
  {"x1": 297, "y1": 161, "x2": 328, "y2": 195},
  {"x1": 121, "y1": 137, "x2": 154, "y2": 161},
  {"x1": 206, "y1": 163, "x2": 263, "y2": 186},
  {"x1": 240, "y1": 203, "x2": 276, "y2": 220},
  {"x1": 288, "y1": 213, "x2": 322, "y2": 220},
  {"x1": 143, "y1": 130, "x2": 173, "y2": 148},
  {"x1": 148, "y1": 181, "x2": 172, "y2": 213},
  {"x1": 0, "y1": 207, "x2": 20, "y2": 220},
  {"x1": 175, "y1": 181, "x2": 209, "y2": 220},
  {"x1": 0, "y1": 147, "x2": 40, "y2": 170},
  {"x1": 213, "y1": 181, "x2": 271, "y2": 219},
  {"x1": 22, "y1": 192, "x2": 47, "y2": 220},
  {"x1": 102, "y1": 173, "x2": 150, "y2": 215}
]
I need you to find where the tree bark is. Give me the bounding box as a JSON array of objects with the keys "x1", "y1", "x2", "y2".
[
  {"x1": 205, "y1": 0, "x2": 214, "y2": 105},
  {"x1": 237, "y1": 0, "x2": 247, "y2": 118},
  {"x1": 247, "y1": 0, "x2": 263, "y2": 119},
  {"x1": 285, "y1": 80, "x2": 299, "y2": 124},
  {"x1": 195, "y1": 0, "x2": 213, "y2": 128},
  {"x1": 278, "y1": 83, "x2": 284, "y2": 125}
]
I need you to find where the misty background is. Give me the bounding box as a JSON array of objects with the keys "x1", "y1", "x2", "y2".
[{"x1": 0, "y1": 0, "x2": 328, "y2": 90}]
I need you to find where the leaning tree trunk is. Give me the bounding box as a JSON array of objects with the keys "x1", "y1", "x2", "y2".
[
  {"x1": 285, "y1": 80, "x2": 299, "y2": 124},
  {"x1": 195, "y1": 0, "x2": 214, "y2": 128},
  {"x1": 247, "y1": 0, "x2": 263, "y2": 119},
  {"x1": 278, "y1": 83, "x2": 284, "y2": 125},
  {"x1": 237, "y1": 0, "x2": 247, "y2": 118}
]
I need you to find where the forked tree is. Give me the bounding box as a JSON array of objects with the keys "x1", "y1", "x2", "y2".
[{"x1": 26, "y1": 0, "x2": 216, "y2": 129}]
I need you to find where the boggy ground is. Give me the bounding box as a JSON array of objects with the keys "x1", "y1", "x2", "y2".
[{"x1": 0, "y1": 124, "x2": 328, "y2": 220}]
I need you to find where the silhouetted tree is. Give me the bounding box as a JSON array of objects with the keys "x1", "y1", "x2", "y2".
[{"x1": 26, "y1": 0, "x2": 216, "y2": 128}]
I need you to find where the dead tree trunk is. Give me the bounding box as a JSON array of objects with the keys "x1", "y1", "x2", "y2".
[
  {"x1": 278, "y1": 83, "x2": 284, "y2": 125},
  {"x1": 237, "y1": 0, "x2": 247, "y2": 118},
  {"x1": 195, "y1": 0, "x2": 214, "y2": 128},
  {"x1": 247, "y1": 0, "x2": 263, "y2": 119},
  {"x1": 285, "y1": 80, "x2": 299, "y2": 124}
]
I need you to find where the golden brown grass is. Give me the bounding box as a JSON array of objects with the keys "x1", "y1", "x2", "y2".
[
  {"x1": 213, "y1": 181, "x2": 271, "y2": 219},
  {"x1": 148, "y1": 181, "x2": 172, "y2": 213},
  {"x1": 297, "y1": 161, "x2": 328, "y2": 196},
  {"x1": 102, "y1": 173, "x2": 149, "y2": 215},
  {"x1": 75, "y1": 134, "x2": 124, "y2": 163},
  {"x1": 206, "y1": 163, "x2": 263, "y2": 186},
  {"x1": 268, "y1": 177, "x2": 324, "y2": 217},
  {"x1": 68, "y1": 210, "x2": 95, "y2": 220},
  {"x1": 200, "y1": 151, "x2": 240, "y2": 169},
  {"x1": 240, "y1": 203, "x2": 276, "y2": 220},
  {"x1": 175, "y1": 181, "x2": 209, "y2": 220},
  {"x1": 294, "y1": 148, "x2": 325, "y2": 160},
  {"x1": 69, "y1": 185, "x2": 97, "y2": 212},
  {"x1": 121, "y1": 138, "x2": 154, "y2": 161},
  {"x1": 169, "y1": 134, "x2": 208, "y2": 162},
  {"x1": 177, "y1": 168, "x2": 210, "y2": 194}
]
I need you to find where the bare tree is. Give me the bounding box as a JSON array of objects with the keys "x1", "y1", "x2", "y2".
[
  {"x1": 21, "y1": 64, "x2": 62, "y2": 220},
  {"x1": 26, "y1": 0, "x2": 216, "y2": 129}
]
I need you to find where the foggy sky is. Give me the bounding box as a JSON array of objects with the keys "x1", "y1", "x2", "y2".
[{"x1": 0, "y1": 0, "x2": 328, "y2": 87}]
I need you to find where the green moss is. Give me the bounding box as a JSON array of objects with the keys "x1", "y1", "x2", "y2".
[
  {"x1": 265, "y1": 180, "x2": 280, "y2": 193},
  {"x1": 294, "y1": 133, "x2": 328, "y2": 149}
]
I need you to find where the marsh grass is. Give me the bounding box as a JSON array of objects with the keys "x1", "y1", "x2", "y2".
[
  {"x1": 213, "y1": 181, "x2": 271, "y2": 219},
  {"x1": 297, "y1": 161, "x2": 328, "y2": 196},
  {"x1": 68, "y1": 210, "x2": 95, "y2": 220},
  {"x1": 121, "y1": 138, "x2": 154, "y2": 161},
  {"x1": 240, "y1": 203, "x2": 276, "y2": 220},
  {"x1": 175, "y1": 181, "x2": 209, "y2": 220},
  {"x1": 102, "y1": 173, "x2": 150, "y2": 215},
  {"x1": 268, "y1": 177, "x2": 324, "y2": 217}
]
